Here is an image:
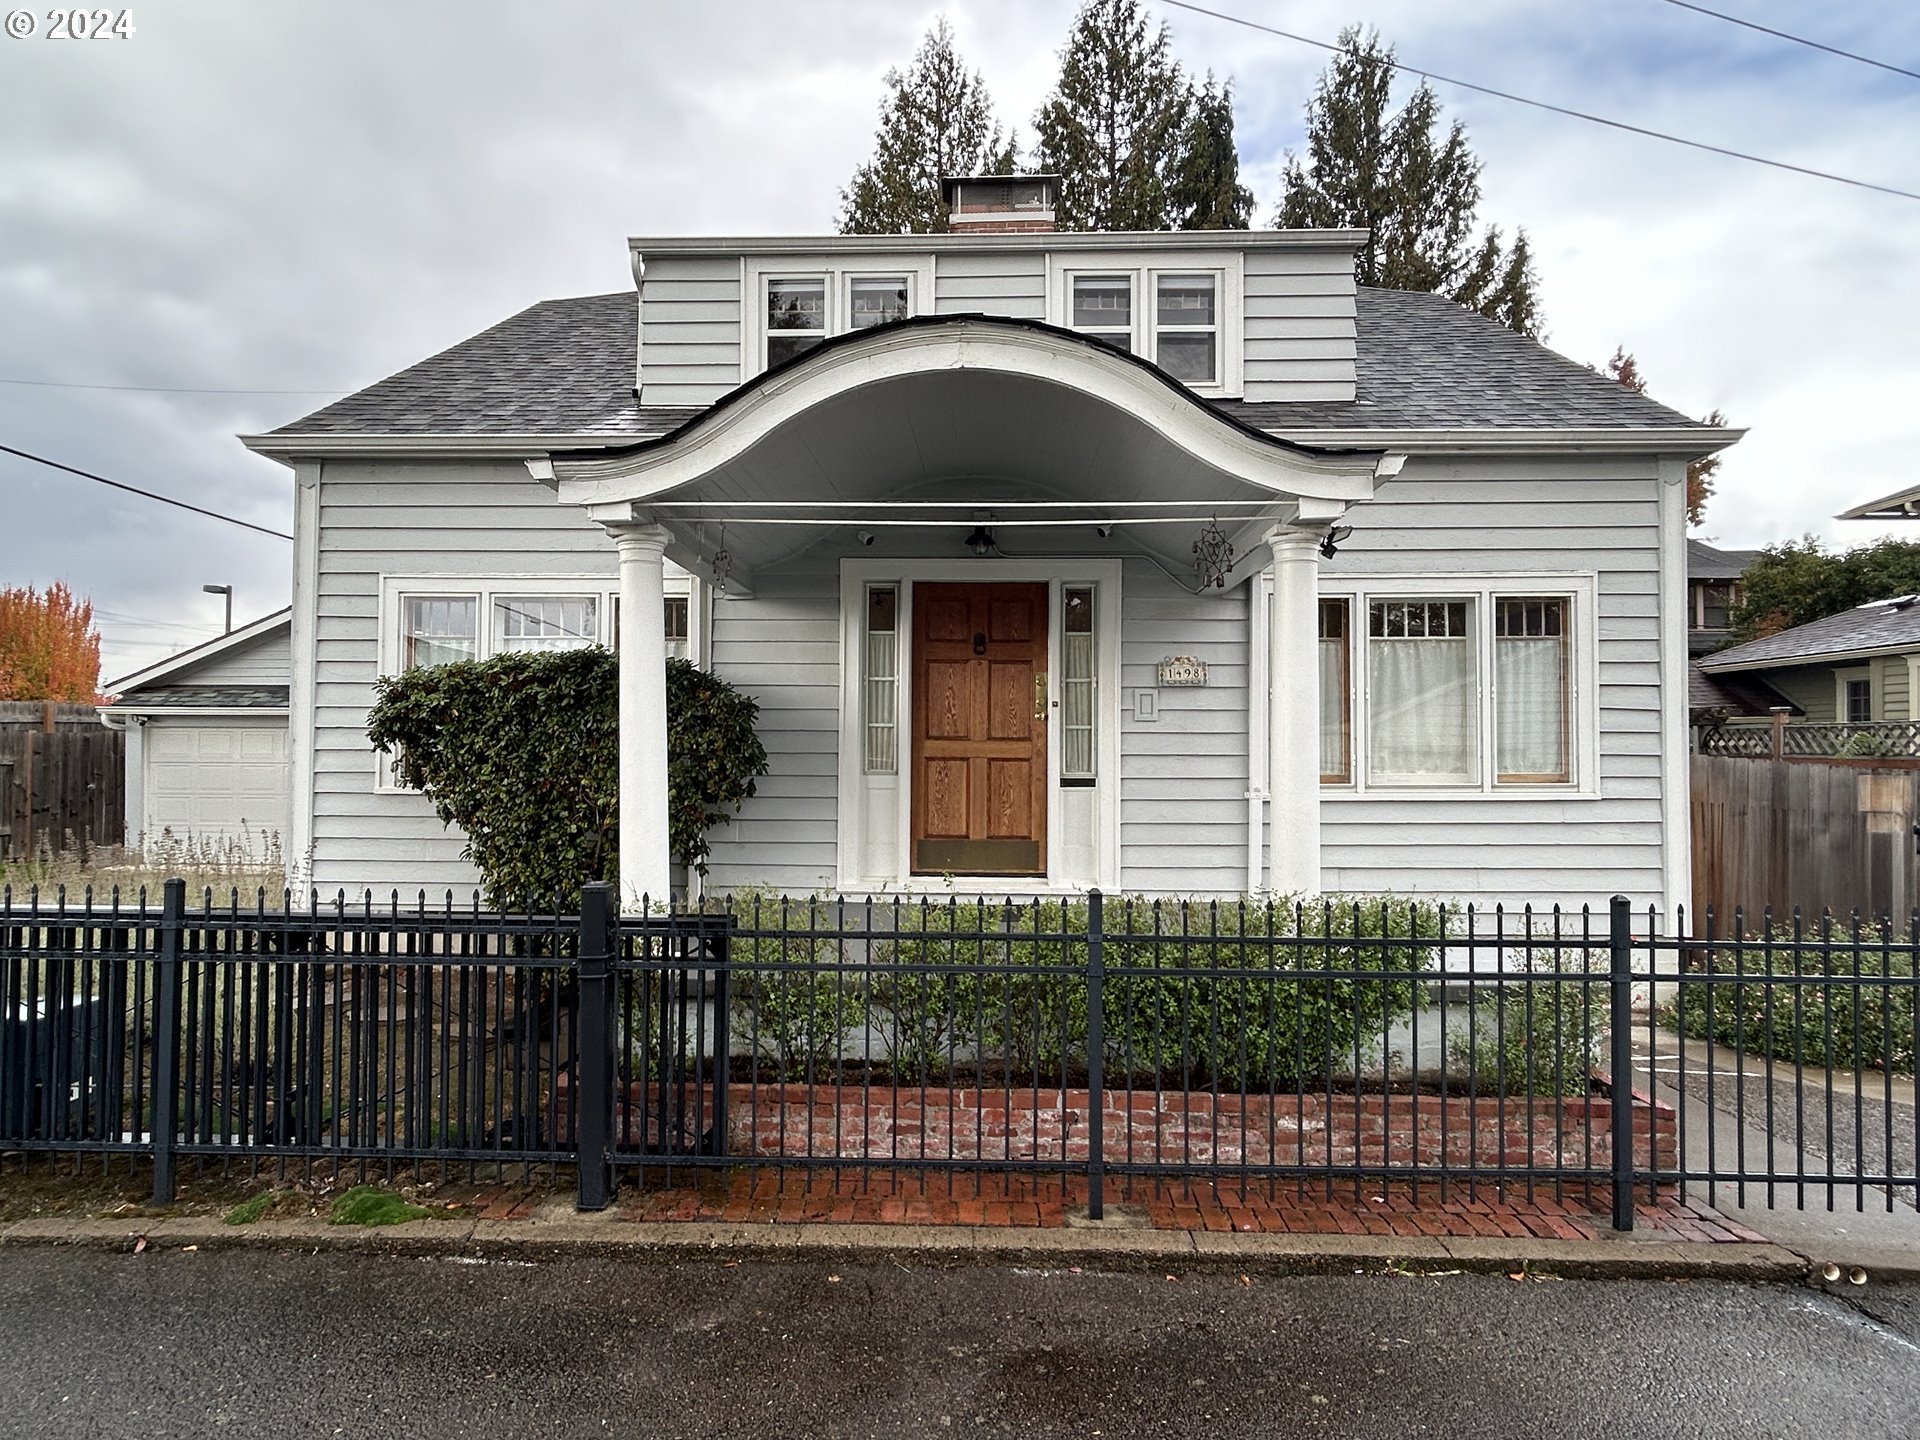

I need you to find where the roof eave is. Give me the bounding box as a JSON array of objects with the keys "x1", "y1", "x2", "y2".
[
  {"x1": 629, "y1": 229, "x2": 1371, "y2": 256},
  {"x1": 105, "y1": 609, "x2": 294, "y2": 693},
  {"x1": 239, "y1": 432, "x2": 665, "y2": 461},
  {"x1": 1701, "y1": 639, "x2": 1920, "y2": 674},
  {"x1": 1258, "y1": 426, "x2": 1745, "y2": 457}
]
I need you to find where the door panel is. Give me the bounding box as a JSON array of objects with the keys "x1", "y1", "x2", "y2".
[{"x1": 911, "y1": 582, "x2": 1048, "y2": 876}]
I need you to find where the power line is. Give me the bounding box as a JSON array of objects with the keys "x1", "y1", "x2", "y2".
[
  {"x1": 0, "y1": 443, "x2": 294, "y2": 542},
  {"x1": 1659, "y1": 1, "x2": 1920, "y2": 83},
  {"x1": 0, "y1": 376, "x2": 346, "y2": 396},
  {"x1": 1155, "y1": 0, "x2": 1920, "y2": 203}
]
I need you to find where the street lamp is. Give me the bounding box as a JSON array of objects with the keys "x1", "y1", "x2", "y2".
[{"x1": 203, "y1": 584, "x2": 233, "y2": 635}]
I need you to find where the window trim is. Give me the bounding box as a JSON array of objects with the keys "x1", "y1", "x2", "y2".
[
  {"x1": 375, "y1": 571, "x2": 698, "y2": 794},
  {"x1": 1318, "y1": 597, "x2": 1352, "y2": 785},
  {"x1": 1045, "y1": 250, "x2": 1244, "y2": 397},
  {"x1": 1835, "y1": 666, "x2": 1875, "y2": 724},
  {"x1": 1315, "y1": 574, "x2": 1599, "y2": 799},
  {"x1": 743, "y1": 254, "x2": 936, "y2": 379}
]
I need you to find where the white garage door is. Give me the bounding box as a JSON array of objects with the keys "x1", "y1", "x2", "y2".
[{"x1": 144, "y1": 721, "x2": 290, "y2": 849}]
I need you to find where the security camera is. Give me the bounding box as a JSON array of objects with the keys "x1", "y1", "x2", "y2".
[
  {"x1": 1094, "y1": 523, "x2": 1114, "y2": 539},
  {"x1": 855, "y1": 529, "x2": 876, "y2": 547}
]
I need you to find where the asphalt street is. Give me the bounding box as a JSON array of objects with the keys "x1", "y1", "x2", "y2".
[{"x1": 1, "y1": 1247, "x2": 1917, "y2": 1439}]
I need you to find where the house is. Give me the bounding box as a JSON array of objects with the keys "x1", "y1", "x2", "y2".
[
  {"x1": 238, "y1": 174, "x2": 1737, "y2": 910},
  {"x1": 1685, "y1": 539, "x2": 1757, "y2": 657},
  {"x1": 1698, "y1": 595, "x2": 1920, "y2": 748},
  {"x1": 99, "y1": 610, "x2": 294, "y2": 851}
]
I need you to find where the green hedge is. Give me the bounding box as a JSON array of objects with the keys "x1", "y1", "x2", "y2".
[
  {"x1": 874, "y1": 895, "x2": 1443, "y2": 1088},
  {"x1": 1663, "y1": 928, "x2": 1915, "y2": 1077},
  {"x1": 1450, "y1": 966, "x2": 1606, "y2": 1097}
]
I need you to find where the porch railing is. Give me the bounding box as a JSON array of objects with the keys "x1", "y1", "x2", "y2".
[{"x1": 4, "y1": 881, "x2": 1915, "y2": 1232}]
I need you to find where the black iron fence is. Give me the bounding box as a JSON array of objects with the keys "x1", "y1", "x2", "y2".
[{"x1": 4, "y1": 881, "x2": 1915, "y2": 1232}]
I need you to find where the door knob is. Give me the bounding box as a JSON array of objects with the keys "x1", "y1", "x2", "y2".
[
  {"x1": 973, "y1": 632, "x2": 987, "y2": 655},
  {"x1": 1034, "y1": 672, "x2": 1048, "y2": 719}
]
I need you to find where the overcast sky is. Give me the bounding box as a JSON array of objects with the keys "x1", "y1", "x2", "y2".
[{"x1": 2, "y1": 0, "x2": 1916, "y2": 681}]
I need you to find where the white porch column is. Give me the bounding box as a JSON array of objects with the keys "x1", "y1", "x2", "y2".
[
  {"x1": 609, "y1": 522, "x2": 673, "y2": 911},
  {"x1": 1265, "y1": 525, "x2": 1323, "y2": 895}
]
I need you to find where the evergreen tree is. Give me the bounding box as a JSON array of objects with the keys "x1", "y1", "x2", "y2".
[
  {"x1": 839, "y1": 19, "x2": 1017, "y2": 235},
  {"x1": 1276, "y1": 26, "x2": 1544, "y2": 336},
  {"x1": 1168, "y1": 76, "x2": 1253, "y2": 229},
  {"x1": 1032, "y1": 0, "x2": 1193, "y2": 231}
]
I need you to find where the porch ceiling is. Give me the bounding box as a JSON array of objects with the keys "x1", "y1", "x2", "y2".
[{"x1": 542, "y1": 318, "x2": 1400, "y2": 583}]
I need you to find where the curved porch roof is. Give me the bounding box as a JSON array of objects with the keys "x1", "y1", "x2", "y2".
[{"x1": 541, "y1": 316, "x2": 1401, "y2": 586}]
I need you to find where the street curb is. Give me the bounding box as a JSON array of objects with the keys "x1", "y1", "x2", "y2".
[{"x1": 0, "y1": 1212, "x2": 1818, "y2": 1282}]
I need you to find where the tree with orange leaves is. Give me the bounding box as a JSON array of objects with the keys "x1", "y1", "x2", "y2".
[
  {"x1": 1603, "y1": 347, "x2": 1726, "y2": 528},
  {"x1": 0, "y1": 581, "x2": 103, "y2": 702}
]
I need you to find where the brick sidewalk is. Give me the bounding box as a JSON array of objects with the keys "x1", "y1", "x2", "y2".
[{"x1": 576, "y1": 1170, "x2": 1765, "y2": 1244}]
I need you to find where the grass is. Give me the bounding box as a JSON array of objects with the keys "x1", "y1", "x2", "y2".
[
  {"x1": 223, "y1": 1191, "x2": 277, "y2": 1226},
  {"x1": 0, "y1": 829, "x2": 286, "y2": 903},
  {"x1": 327, "y1": 1185, "x2": 436, "y2": 1227}
]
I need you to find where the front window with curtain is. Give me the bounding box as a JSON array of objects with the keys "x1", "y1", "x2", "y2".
[
  {"x1": 1319, "y1": 598, "x2": 1351, "y2": 783},
  {"x1": 1494, "y1": 598, "x2": 1570, "y2": 783},
  {"x1": 863, "y1": 585, "x2": 898, "y2": 774},
  {"x1": 766, "y1": 276, "x2": 827, "y2": 366},
  {"x1": 493, "y1": 596, "x2": 599, "y2": 653},
  {"x1": 1061, "y1": 587, "x2": 1096, "y2": 782},
  {"x1": 1367, "y1": 599, "x2": 1478, "y2": 787},
  {"x1": 402, "y1": 596, "x2": 477, "y2": 669},
  {"x1": 1155, "y1": 274, "x2": 1217, "y2": 383}
]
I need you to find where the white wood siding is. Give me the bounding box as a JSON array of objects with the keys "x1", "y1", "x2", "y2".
[
  {"x1": 639, "y1": 254, "x2": 742, "y2": 408},
  {"x1": 932, "y1": 252, "x2": 1047, "y2": 319},
  {"x1": 307, "y1": 458, "x2": 618, "y2": 896},
  {"x1": 171, "y1": 625, "x2": 291, "y2": 686},
  {"x1": 1241, "y1": 248, "x2": 1357, "y2": 402}
]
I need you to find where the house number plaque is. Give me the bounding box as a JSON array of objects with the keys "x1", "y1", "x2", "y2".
[{"x1": 1156, "y1": 656, "x2": 1207, "y2": 687}]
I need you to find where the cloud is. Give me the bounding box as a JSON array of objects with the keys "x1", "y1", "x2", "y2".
[{"x1": 2, "y1": 0, "x2": 1916, "y2": 679}]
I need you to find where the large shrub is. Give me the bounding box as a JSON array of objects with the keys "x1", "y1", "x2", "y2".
[
  {"x1": 367, "y1": 649, "x2": 767, "y2": 909},
  {"x1": 1663, "y1": 922, "x2": 1915, "y2": 1077},
  {"x1": 726, "y1": 891, "x2": 869, "y2": 1079},
  {"x1": 1449, "y1": 961, "x2": 1606, "y2": 1097}
]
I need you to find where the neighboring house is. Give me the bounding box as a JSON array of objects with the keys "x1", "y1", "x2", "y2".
[
  {"x1": 1685, "y1": 539, "x2": 1757, "y2": 657},
  {"x1": 1838, "y1": 486, "x2": 1920, "y2": 522},
  {"x1": 239, "y1": 174, "x2": 1737, "y2": 910},
  {"x1": 1698, "y1": 596, "x2": 1920, "y2": 743},
  {"x1": 99, "y1": 610, "x2": 293, "y2": 851}
]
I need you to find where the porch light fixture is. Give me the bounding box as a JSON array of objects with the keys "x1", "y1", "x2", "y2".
[
  {"x1": 965, "y1": 524, "x2": 996, "y2": 556},
  {"x1": 1192, "y1": 518, "x2": 1234, "y2": 589},
  {"x1": 1318, "y1": 524, "x2": 1353, "y2": 560}
]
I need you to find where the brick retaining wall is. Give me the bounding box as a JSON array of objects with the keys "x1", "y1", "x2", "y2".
[{"x1": 715, "y1": 1083, "x2": 1677, "y2": 1174}]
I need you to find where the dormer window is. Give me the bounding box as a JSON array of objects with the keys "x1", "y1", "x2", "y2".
[
  {"x1": 1072, "y1": 275, "x2": 1134, "y2": 353},
  {"x1": 747, "y1": 257, "x2": 935, "y2": 375},
  {"x1": 1048, "y1": 252, "x2": 1243, "y2": 395},
  {"x1": 1155, "y1": 274, "x2": 1217, "y2": 383},
  {"x1": 766, "y1": 277, "x2": 828, "y2": 366}
]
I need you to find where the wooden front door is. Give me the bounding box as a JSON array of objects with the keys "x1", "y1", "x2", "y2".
[{"x1": 910, "y1": 582, "x2": 1048, "y2": 876}]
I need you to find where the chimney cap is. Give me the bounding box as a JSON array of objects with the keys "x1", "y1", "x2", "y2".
[
  {"x1": 941, "y1": 174, "x2": 1060, "y2": 233},
  {"x1": 939, "y1": 173, "x2": 1063, "y2": 206}
]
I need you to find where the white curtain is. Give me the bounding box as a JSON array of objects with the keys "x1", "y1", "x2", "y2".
[
  {"x1": 1367, "y1": 637, "x2": 1477, "y2": 785},
  {"x1": 1318, "y1": 635, "x2": 1348, "y2": 779},
  {"x1": 1495, "y1": 636, "x2": 1567, "y2": 780},
  {"x1": 863, "y1": 630, "x2": 897, "y2": 774},
  {"x1": 494, "y1": 596, "x2": 598, "y2": 653},
  {"x1": 1062, "y1": 631, "x2": 1095, "y2": 777}
]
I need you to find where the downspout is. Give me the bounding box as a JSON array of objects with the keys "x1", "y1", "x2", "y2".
[{"x1": 1245, "y1": 571, "x2": 1271, "y2": 895}]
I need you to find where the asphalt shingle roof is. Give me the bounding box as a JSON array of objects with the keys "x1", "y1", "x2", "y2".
[
  {"x1": 1703, "y1": 598, "x2": 1920, "y2": 672},
  {"x1": 110, "y1": 685, "x2": 290, "y2": 710},
  {"x1": 1687, "y1": 663, "x2": 1797, "y2": 716},
  {"x1": 1687, "y1": 539, "x2": 1761, "y2": 581},
  {"x1": 269, "y1": 283, "x2": 1706, "y2": 440}
]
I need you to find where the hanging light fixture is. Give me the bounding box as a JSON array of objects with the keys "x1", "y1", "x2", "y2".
[
  {"x1": 711, "y1": 521, "x2": 732, "y2": 595},
  {"x1": 964, "y1": 523, "x2": 996, "y2": 556},
  {"x1": 1192, "y1": 517, "x2": 1234, "y2": 589},
  {"x1": 1318, "y1": 524, "x2": 1354, "y2": 560}
]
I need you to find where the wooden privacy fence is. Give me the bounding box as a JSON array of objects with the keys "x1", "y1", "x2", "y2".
[
  {"x1": 0, "y1": 702, "x2": 123, "y2": 858},
  {"x1": 1691, "y1": 752, "x2": 1920, "y2": 921}
]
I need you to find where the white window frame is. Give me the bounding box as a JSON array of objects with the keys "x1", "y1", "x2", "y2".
[
  {"x1": 1314, "y1": 574, "x2": 1599, "y2": 800},
  {"x1": 743, "y1": 254, "x2": 936, "y2": 379},
  {"x1": 375, "y1": 572, "x2": 699, "y2": 794},
  {"x1": 1835, "y1": 666, "x2": 1875, "y2": 724},
  {"x1": 1045, "y1": 250, "x2": 1244, "y2": 397}
]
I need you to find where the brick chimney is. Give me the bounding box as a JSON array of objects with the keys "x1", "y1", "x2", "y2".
[{"x1": 940, "y1": 174, "x2": 1058, "y2": 234}]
